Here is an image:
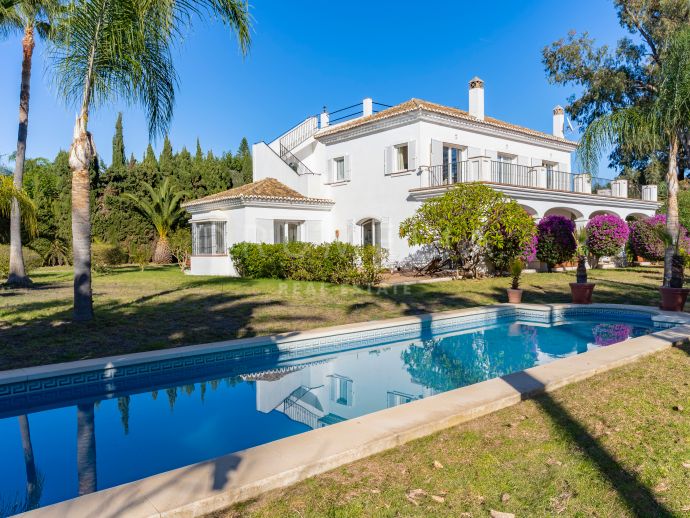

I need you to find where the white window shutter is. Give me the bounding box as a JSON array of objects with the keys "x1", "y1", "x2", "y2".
[
  {"x1": 383, "y1": 147, "x2": 388, "y2": 174},
  {"x1": 384, "y1": 146, "x2": 394, "y2": 174},
  {"x1": 344, "y1": 154, "x2": 351, "y2": 181},
  {"x1": 380, "y1": 217, "x2": 390, "y2": 250},
  {"x1": 327, "y1": 158, "x2": 334, "y2": 183},
  {"x1": 347, "y1": 219, "x2": 354, "y2": 244},
  {"x1": 430, "y1": 139, "x2": 443, "y2": 166},
  {"x1": 305, "y1": 220, "x2": 322, "y2": 243},
  {"x1": 256, "y1": 218, "x2": 274, "y2": 244},
  {"x1": 407, "y1": 141, "x2": 417, "y2": 171}
]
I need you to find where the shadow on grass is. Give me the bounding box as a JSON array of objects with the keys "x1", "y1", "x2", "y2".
[{"x1": 503, "y1": 370, "x2": 673, "y2": 517}]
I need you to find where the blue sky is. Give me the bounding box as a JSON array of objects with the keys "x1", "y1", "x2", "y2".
[{"x1": 0, "y1": 0, "x2": 629, "y2": 177}]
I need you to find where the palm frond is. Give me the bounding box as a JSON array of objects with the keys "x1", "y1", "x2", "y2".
[
  {"x1": 0, "y1": 176, "x2": 38, "y2": 236},
  {"x1": 123, "y1": 178, "x2": 187, "y2": 238}
]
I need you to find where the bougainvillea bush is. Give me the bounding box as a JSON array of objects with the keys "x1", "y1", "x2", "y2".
[
  {"x1": 536, "y1": 215, "x2": 576, "y2": 271},
  {"x1": 585, "y1": 214, "x2": 630, "y2": 259},
  {"x1": 521, "y1": 234, "x2": 538, "y2": 263},
  {"x1": 629, "y1": 214, "x2": 690, "y2": 261}
]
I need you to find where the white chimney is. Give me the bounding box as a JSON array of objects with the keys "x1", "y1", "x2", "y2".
[
  {"x1": 363, "y1": 98, "x2": 373, "y2": 117},
  {"x1": 553, "y1": 105, "x2": 565, "y2": 138},
  {"x1": 468, "y1": 77, "x2": 485, "y2": 120},
  {"x1": 319, "y1": 106, "x2": 329, "y2": 128}
]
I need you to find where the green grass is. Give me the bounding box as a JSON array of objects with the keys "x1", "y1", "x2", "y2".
[
  {"x1": 215, "y1": 344, "x2": 690, "y2": 518},
  {"x1": 0, "y1": 265, "x2": 669, "y2": 370}
]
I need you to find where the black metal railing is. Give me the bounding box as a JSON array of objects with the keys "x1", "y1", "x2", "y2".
[
  {"x1": 278, "y1": 116, "x2": 318, "y2": 152},
  {"x1": 491, "y1": 161, "x2": 535, "y2": 187},
  {"x1": 546, "y1": 169, "x2": 575, "y2": 191},
  {"x1": 428, "y1": 161, "x2": 469, "y2": 186},
  {"x1": 279, "y1": 144, "x2": 318, "y2": 176}
]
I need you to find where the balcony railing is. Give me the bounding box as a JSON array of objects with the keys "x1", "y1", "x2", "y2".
[{"x1": 425, "y1": 160, "x2": 658, "y2": 201}]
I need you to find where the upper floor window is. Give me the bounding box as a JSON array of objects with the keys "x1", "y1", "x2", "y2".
[
  {"x1": 274, "y1": 220, "x2": 302, "y2": 243},
  {"x1": 329, "y1": 375, "x2": 353, "y2": 406},
  {"x1": 395, "y1": 144, "x2": 409, "y2": 172},
  {"x1": 192, "y1": 221, "x2": 226, "y2": 256},
  {"x1": 328, "y1": 155, "x2": 350, "y2": 183},
  {"x1": 334, "y1": 157, "x2": 345, "y2": 181}
]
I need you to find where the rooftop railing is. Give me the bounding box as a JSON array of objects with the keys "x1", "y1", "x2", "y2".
[{"x1": 426, "y1": 160, "x2": 658, "y2": 201}]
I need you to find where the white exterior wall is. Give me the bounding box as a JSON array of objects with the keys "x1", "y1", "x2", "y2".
[{"x1": 191, "y1": 107, "x2": 659, "y2": 275}]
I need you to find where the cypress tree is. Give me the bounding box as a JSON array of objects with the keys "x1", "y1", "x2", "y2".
[
  {"x1": 111, "y1": 113, "x2": 126, "y2": 170},
  {"x1": 159, "y1": 135, "x2": 174, "y2": 178},
  {"x1": 142, "y1": 143, "x2": 160, "y2": 184},
  {"x1": 237, "y1": 137, "x2": 253, "y2": 184}
]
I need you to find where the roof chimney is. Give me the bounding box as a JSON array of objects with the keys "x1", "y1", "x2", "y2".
[
  {"x1": 469, "y1": 77, "x2": 484, "y2": 120},
  {"x1": 363, "y1": 98, "x2": 373, "y2": 117},
  {"x1": 553, "y1": 105, "x2": 564, "y2": 138}
]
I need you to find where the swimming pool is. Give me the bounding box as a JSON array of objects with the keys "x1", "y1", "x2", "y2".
[{"x1": 0, "y1": 306, "x2": 671, "y2": 514}]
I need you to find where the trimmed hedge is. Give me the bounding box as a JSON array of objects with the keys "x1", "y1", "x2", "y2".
[
  {"x1": 92, "y1": 242, "x2": 127, "y2": 271},
  {"x1": 229, "y1": 242, "x2": 387, "y2": 285},
  {"x1": 0, "y1": 245, "x2": 43, "y2": 279}
]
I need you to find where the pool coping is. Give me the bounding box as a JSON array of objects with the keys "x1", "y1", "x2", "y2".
[{"x1": 12, "y1": 303, "x2": 690, "y2": 518}]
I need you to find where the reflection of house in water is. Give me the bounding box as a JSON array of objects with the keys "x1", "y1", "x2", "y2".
[{"x1": 242, "y1": 346, "x2": 437, "y2": 430}]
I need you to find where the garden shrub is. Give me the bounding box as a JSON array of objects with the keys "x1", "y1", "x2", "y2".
[
  {"x1": 536, "y1": 215, "x2": 576, "y2": 271},
  {"x1": 629, "y1": 214, "x2": 690, "y2": 260},
  {"x1": 585, "y1": 214, "x2": 629, "y2": 259},
  {"x1": 0, "y1": 245, "x2": 42, "y2": 279},
  {"x1": 29, "y1": 237, "x2": 71, "y2": 266},
  {"x1": 92, "y1": 241, "x2": 127, "y2": 272},
  {"x1": 229, "y1": 241, "x2": 386, "y2": 285},
  {"x1": 400, "y1": 184, "x2": 534, "y2": 277}
]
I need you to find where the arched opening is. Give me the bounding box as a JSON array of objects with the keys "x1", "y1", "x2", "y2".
[
  {"x1": 519, "y1": 204, "x2": 539, "y2": 218},
  {"x1": 543, "y1": 207, "x2": 584, "y2": 221},
  {"x1": 589, "y1": 209, "x2": 620, "y2": 219},
  {"x1": 357, "y1": 218, "x2": 381, "y2": 247},
  {"x1": 626, "y1": 212, "x2": 648, "y2": 222}
]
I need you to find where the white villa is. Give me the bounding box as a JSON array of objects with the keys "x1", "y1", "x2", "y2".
[{"x1": 183, "y1": 77, "x2": 659, "y2": 276}]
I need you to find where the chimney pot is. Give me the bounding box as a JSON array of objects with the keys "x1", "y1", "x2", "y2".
[
  {"x1": 553, "y1": 105, "x2": 565, "y2": 138},
  {"x1": 468, "y1": 77, "x2": 485, "y2": 120}
]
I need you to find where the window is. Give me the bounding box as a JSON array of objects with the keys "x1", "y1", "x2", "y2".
[
  {"x1": 192, "y1": 221, "x2": 226, "y2": 255},
  {"x1": 334, "y1": 157, "x2": 345, "y2": 182},
  {"x1": 360, "y1": 218, "x2": 381, "y2": 247},
  {"x1": 387, "y1": 391, "x2": 419, "y2": 408},
  {"x1": 329, "y1": 375, "x2": 353, "y2": 406},
  {"x1": 395, "y1": 144, "x2": 409, "y2": 171},
  {"x1": 442, "y1": 145, "x2": 466, "y2": 183},
  {"x1": 274, "y1": 220, "x2": 302, "y2": 243}
]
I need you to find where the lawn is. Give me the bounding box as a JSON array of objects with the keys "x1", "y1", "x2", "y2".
[
  {"x1": 0, "y1": 265, "x2": 667, "y2": 370},
  {"x1": 216, "y1": 343, "x2": 690, "y2": 518}
]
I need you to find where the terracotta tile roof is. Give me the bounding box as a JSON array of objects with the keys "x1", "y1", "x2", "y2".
[
  {"x1": 316, "y1": 98, "x2": 577, "y2": 146},
  {"x1": 182, "y1": 177, "x2": 333, "y2": 208}
]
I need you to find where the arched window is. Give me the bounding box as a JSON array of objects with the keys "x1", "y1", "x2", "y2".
[{"x1": 360, "y1": 218, "x2": 381, "y2": 247}]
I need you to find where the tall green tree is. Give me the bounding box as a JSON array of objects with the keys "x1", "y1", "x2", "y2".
[
  {"x1": 579, "y1": 26, "x2": 690, "y2": 287},
  {"x1": 159, "y1": 135, "x2": 174, "y2": 178},
  {"x1": 236, "y1": 136, "x2": 252, "y2": 184},
  {"x1": 49, "y1": 0, "x2": 251, "y2": 321},
  {"x1": 543, "y1": 0, "x2": 690, "y2": 175},
  {"x1": 111, "y1": 112, "x2": 125, "y2": 171},
  {"x1": 1, "y1": 0, "x2": 59, "y2": 286},
  {"x1": 123, "y1": 178, "x2": 186, "y2": 264}
]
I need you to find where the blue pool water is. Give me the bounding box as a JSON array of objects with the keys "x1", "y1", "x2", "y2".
[{"x1": 0, "y1": 315, "x2": 658, "y2": 514}]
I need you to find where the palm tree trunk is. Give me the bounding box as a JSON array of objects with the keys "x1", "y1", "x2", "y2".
[
  {"x1": 76, "y1": 403, "x2": 97, "y2": 496},
  {"x1": 70, "y1": 114, "x2": 96, "y2": 321},
  {"x1": 18, "y1": 414, "x2": 40, "y2": 509},
  {"x1": 663, "y1": 135, "x2": 680, "y2": 287},
  {"x1": 153, "y1": 235, "x2": 172, "y2": 264},
  {"x1": 7, "y1": 24, "x2": 35, "y2": 288}
]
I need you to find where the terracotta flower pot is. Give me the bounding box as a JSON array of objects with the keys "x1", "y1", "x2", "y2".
[
  {"x1": 569, "y1": 282, "x2": 595, "y2": 304},
  {"x1": 507, "y1": 288, "x2": 523, "y2": 303},
  {"x1": 659, "y1": 287, "x2": 690, "y2": 312}
]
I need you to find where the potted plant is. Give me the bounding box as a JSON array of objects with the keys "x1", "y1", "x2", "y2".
[
  {"x1": 507, "y1": 258, "x2": 524, "y2": 303},
  {"x1": 657, "y1": 227, "x2": 690, "y2": 311},
  {"x1": 570, "y1": 228, "x2": 595, "y2": 304}
]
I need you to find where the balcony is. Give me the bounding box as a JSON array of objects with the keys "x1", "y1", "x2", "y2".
[{"x1": 425, "y1": 160, "x2": 658, "y2": 202}]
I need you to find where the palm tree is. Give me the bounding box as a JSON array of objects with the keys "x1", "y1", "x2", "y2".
[
  {"x1": 18, "y1": 415, "x2": 41, "y2": 510},
  {"x1": 123, "y1": 178, "x2": 186, "y2": 264},
  {"x1": 579, "y1": 26, "x2": 690, "y2": 287},
  {"x1": 49, "y1": 0, "x2": 251, "y2": 321},
  {"x1": 0, "y1": 176, "x2": 37, "y2": 236},
  {"x1": 1, "y1": 0, "x2": 59, "y2": 287}
]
